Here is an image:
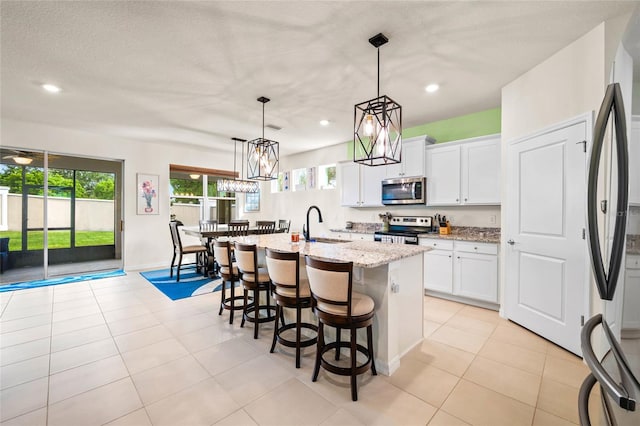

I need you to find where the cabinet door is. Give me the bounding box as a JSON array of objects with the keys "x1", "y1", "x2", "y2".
[
  {"x1": 351, "y1": 233, "x2": 374, "y2": 241},
  {"x1": 402, "y1": 138, "x2": 426, "y2": 177},
  {"x1": 423, "y1": 249, "x2": 453, "y2": 293},
  {"x1": 461, "y1": 138, "x2": 501, "y2": 205},
  {"x1": 622, "y1": 268, "x2": 640, "y2": 330},
  {"x1": 425, "y1": 145, "x2": 461, "y2": 205},
  {"x1": 339, "y1": 162, "x2": 361, "y2": 207},
  {"x1": 630, "y1": 118, "x2": 640, "y2": 204},
  {"x1": 454, "y1": 251, "x2": 498, "y2": 303},
  {"x1": 360, "y1": 165, "x2": 385, "y2": 207}
]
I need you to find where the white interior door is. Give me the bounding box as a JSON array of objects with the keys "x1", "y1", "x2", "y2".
[{"x1": 505, "y1": 120, "x2": 588, "y2": 355}]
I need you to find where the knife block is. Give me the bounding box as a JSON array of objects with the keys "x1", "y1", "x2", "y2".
[{"x1": 439, "y1": 221, "x2": 451, "y2": 235}]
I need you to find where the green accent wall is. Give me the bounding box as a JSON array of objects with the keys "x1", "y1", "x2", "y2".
[
  {"x1": 403, "y1": 107, "x2": 501, "y2": 142},
  {"x1": 348, "y1": 107, "x2": 501, "y2": 156}
]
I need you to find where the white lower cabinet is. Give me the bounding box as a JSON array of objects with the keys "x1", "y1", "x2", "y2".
[
  {"x1": 421, "y1": 238, "x2": 499, "y2": 304},
  {"x1": 623, "y1": 255, "x2": 640, "y2": 330}
]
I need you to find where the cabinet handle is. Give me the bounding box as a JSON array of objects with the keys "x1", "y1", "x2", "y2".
[
  {"x1": 456, "y1": 198, "x2": 459, "y2": 202},
  {"x1": 474, "y1": 247, "x2": 477, "y2": 250},
  {"x1": 448, "y1": 255, "x2": 451, "y2": 258},
  {"x1": 464, "y1": 198, "x2": 468, "y2": 202},
  {"x1": 457, "y1": 256, "x2": 460, "y2": 259},
  {"x1": 433, "y1": 243, "x2": 437, "y2": 246}
]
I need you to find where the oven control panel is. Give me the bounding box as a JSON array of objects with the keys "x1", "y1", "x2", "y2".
[{"x1": 389, "y1": 216, "x2": 432, "y2": 228}]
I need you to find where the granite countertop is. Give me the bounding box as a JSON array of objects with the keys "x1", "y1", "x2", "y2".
[
  {"x1": 418, "y1": 227, "x2": 501, "y2": 244},
  {"x1": 329, "y1": 228, "x2": 376, "y2": 235},
  {"x1": 628, "y1": 234, "x2": 640, "y2": 256},
  {"x1": 229, "y1": 233, "x2": 430, "y2": 268}
]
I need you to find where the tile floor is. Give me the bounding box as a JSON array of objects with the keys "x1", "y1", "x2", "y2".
[{"x1": 0, "y1": 273, "x2": 594, "y2": 425}]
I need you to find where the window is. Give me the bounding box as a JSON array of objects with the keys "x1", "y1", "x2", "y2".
[
  {"x1": 319, "y1": 164, "x2": 337, "y2": 189},
  {"x1": 292, "y1": 168, "x2": 307, "y2": 191}
]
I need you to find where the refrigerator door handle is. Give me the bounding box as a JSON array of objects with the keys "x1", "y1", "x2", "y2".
[
  {"x1": 581, "y1": 314, "x2": 636, "y2": 411},
  {"x1": 587, "y1": 82, "x2": 629, "y2": 300}
]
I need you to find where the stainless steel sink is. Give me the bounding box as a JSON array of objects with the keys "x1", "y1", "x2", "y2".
[{"x1": 307, "y1": 237, "x2": 350, "y2": 244}]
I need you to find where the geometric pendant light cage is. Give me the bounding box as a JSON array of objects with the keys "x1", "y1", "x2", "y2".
[
  {"x1": 354, "y1": 33, "x2": 402, "y2": 166},
  {"x1": 217, "y1": 137, "x2": 260, "y2": 193},
  {"x1": 247, "y1": 96, "x2": 279, "y2": 180}
]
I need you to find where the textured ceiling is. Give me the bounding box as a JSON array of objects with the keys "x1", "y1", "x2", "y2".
[{"x1": 1, "y1": 1, "x2": 636, "y2": 156}]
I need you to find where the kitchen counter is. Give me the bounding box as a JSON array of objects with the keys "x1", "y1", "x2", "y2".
[
  {"x1": 236, "y1": 233, "x2": 430, "y2": 268},
  {"x1": 231, "y1": 232, "x2": 428, "y2": 375},
  {"x1": 628, "y1": 234, "x2": 640, "y2": 255},
  {"x1": 419, "y1": 226, "x2": 501, "y2": 244}
]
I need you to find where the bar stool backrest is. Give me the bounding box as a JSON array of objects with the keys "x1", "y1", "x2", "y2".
[
  {"x1": 305, "y1": 256, "x2": 353, "y2": 318},
  {"x1": 213, "y1": 240, "x2": 233, "y2": 272},
  {"x1": 234, "y1": 242, "x2": 258, "y2": 274},
  {"x1": 265, "y1": 249, "x2": 300, "y2": 298}
]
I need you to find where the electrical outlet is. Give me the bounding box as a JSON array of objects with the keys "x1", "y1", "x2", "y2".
[
  {"x1": 391, "y1": 282, "x2": 400, "y2": 293},
  {"x1": 489, "y1": 215, "x2": 497, "y2": 224}
]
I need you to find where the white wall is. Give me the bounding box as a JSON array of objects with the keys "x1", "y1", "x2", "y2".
[
  {"x1": 254, "y1": 143, "x2": 501, "y2": 236},
  {"x1": 500, "y1": 20, "x2": 630, "y2": 323},
  {"x1": 1, "y1": 117, "x2": 235, "y2": 271}
]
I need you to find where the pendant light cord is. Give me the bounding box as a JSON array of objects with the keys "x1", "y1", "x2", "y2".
[
  {"x1": 262, "y1": 102, "x2": 265, "y2": 140},
  {"x1": 377, "y1": 47, "x2": 380, "y2": 98}
]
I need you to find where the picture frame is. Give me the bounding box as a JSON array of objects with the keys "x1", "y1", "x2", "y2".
[
  {"x1": 137, "y1": 173, "x2": 159, "y2": 215},
  {"x1": 245, "y1": 191, "x2": 260, "y2": 212}
]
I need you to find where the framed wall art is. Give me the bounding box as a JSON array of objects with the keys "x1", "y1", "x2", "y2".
[
  {"x1": 245, "y1": 191, "x2": 260, "y2": 212},
  {"x1": 137, "y1": 173, "x2": 159, "y2": 215}
]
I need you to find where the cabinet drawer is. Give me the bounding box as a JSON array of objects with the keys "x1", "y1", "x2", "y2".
[
  {"x1": 627, "y1": 255, "x2": 640, "y2": 269},
  {"x1": 419, "y1": 239, "x2": 454, "y2": 250},
  {"x1": 454, "y1": 241, "x2": 498, "y2": 255}
]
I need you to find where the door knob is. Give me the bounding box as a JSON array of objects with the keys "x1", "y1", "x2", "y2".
[{"x1": 507, "y1": 239, "x2": 515, "y2": 245}]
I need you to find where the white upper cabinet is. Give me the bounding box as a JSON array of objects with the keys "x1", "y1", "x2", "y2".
[
  {"x1": 339, "y1": 161, "x2": 384, "y2": 207},
  {"x1": 386, "y1": 136, "x2": 427, "y2": 179},
  {"x1": 425, "y1": 134, "x2": 501, "y2": 206},
  {"x1": 425, "y1": 144, "x2": 461, "y2": 205},
  {"x1": 630, "y1": 117, "x2": 640, "y2": 205},
  {"x1": 461, "y1": 136, "x2": 501, "y2": 204}
]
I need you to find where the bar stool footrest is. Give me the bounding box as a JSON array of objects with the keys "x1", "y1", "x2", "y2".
[
  {"x1": 243, "y1": 305, "x2": 277, "y2": 324},
  {"x1": 320, "y1": 341, "x2": 374, "y2": 377},
  {"x1": 275, "y1": 322, "x2": 318, "y2": 348}
]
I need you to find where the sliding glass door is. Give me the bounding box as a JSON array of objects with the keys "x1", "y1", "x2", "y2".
[{"x1": 0, "y1": 148, "x2": 123, "y2": 285}]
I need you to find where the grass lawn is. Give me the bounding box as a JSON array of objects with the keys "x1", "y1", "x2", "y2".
[{"x1": 0, "y1": 230, "x2": 114, "y2": 250}]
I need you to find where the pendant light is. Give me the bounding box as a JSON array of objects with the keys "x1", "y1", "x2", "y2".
[
  {"x1": 354, "y1": 33, "x2": 402, "y2": 166},
  {"x1": 247, "y1": 97, "x2": 279, "y2": 180},
  {"x1": 217, "y1": 138, "x2": 260, "y2": 193}
]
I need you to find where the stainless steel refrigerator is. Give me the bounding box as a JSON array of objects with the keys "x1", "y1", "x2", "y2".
[{"x1": 578, "y1": 21, "x2": 640, "y2": 423}]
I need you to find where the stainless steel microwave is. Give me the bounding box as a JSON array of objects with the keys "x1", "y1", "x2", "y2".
[{"x1": 381, "y1": 176, "x2": 426, "y2": 205}]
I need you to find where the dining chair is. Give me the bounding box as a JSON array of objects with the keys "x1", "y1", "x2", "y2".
[
  {"x1": 228, "y1": 220, "x2": 249, "y2": 237},
  {"x1": 199, "y1": 220, "x2": 218, "y2": 275},
  {"x1": 169, "y1": 221, "x2": 207, "y2": 282},
  {"x1": 278, "y1": 219, "x2": 291, "y2": 233},
  {"x1": 305, "y1": 256, "x2": 377, "y2": 401},
  {"x1": 255, "y1": 220, "x2": 276, "y2": 234}
]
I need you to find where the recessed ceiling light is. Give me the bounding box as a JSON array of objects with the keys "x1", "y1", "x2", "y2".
[
  {"x1": 425, "y1": 84, "x2": 439, "y2": 93},
  {"x1": 320, "y1": 119, "x2": 330, "y2": 126},
  {"x1": 41, "y1": 83, "x2": 61, "y2": 93}
]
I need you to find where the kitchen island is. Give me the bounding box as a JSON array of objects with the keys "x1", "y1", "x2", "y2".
[{"x1": 229, "y1": 233, "x2": 431, "y2": 375}]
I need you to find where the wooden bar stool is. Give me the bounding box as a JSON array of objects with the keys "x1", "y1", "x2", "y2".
[
  {"x1": 213, "y1": 240, "x2": 244, "y2": 324},
  {"x1": 265, "y1": 249, "x2": 318, "y2": 368},
  {"x1": 235, "y1": 242, "x2": 277, "y2": 339},
  {"x1": 304, "y1": 256, "x2": 377, "y2": 401}
]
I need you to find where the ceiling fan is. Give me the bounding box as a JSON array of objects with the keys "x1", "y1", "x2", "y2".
[{"x1": 2, "y1": 149, "x2": 34, "y2": 165}]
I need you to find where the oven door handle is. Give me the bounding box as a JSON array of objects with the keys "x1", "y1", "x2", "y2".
[{"x1": 412, "y1": 183, "x2": 417, "y2": 199}]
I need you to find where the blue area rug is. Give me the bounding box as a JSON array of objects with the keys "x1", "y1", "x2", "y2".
[
  {"x1": 0, "y1": 269, "x2": 126, "y2": 293},
  {"x1": 140, "y1": 268, "x2": 224, "y2": 300}
]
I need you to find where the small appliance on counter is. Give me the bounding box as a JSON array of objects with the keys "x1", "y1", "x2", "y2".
[{"x1": 374, "y1": 215, "x2": 432, "y2": 244}]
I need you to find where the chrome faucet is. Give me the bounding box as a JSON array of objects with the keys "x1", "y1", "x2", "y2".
[{"x1": 302, "y1": 205, "x2": 323, "y2": 241}]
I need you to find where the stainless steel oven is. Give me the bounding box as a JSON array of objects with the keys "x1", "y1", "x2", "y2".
[
  {"x1": 374, "y1": 216, "x2": 433, "y2": 245},
  {"x1": 381, "y1": 176, "x2": 426, "y2": 205}
]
